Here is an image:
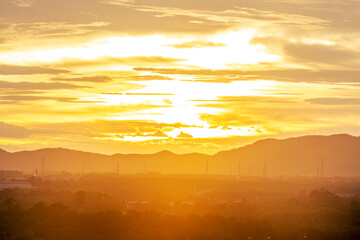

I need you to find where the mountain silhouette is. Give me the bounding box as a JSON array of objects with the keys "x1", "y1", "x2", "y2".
[
  {"x1": 0, "y1": 134, "x2": 359, "y2": 177},
  {"x1": 212, "y1": 134, "x2": 360, "y2": 176}
]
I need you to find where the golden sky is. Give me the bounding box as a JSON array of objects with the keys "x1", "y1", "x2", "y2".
[{"x1": 0, "y1": 0, "x2": 360, "y2": 154}]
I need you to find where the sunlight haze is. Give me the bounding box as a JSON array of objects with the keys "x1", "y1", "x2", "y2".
[{"x1": 0, "y1": 0, "x2": 359, "y2": 154}]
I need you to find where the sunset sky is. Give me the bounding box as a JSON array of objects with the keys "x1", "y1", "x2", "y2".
[{"x1": 0, "y1": 0, "x2": 359, "y2": 154}]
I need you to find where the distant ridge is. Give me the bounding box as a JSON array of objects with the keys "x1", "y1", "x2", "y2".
[
  {"x1": 213, "y1": 134, "x2": 360, "y2": 176},
  {"x1": 0, "y1": 134, "x2": 359, "y2": 177}
]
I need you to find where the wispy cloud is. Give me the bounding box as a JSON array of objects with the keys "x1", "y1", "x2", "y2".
[
  {"x1": 307, "y1": 98, "x2": 360, "y2": 105},
  {"x1": 55, "y1": 56, "x2": 186, "y2": 68},
  {"x1": 0, "y1": 0, "x2": 359, "y2": 153},
  {"x1": 51, "y1": 75, "x2": 112, "y2": 83},
  {"x1": 0, "y1": 65, "x2": 68, "y2": 75},
  {"x1": 0, "y1": 22, "x2": 110, "y2": 38},
  {"x1": 0, "y1": 80, "x2": 85, "y2": 90},
  {"x1": 167, "y1": 40, "x2": 226, "y2": 49},
  {"x1": 0, "y1": 122, "x2": 31, "y2": 138},
  {"x1": 11, "y1": 0, "x2": 33, "y2": 8}
]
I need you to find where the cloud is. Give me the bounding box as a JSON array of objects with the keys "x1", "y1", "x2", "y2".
[
  {"x1": 51, "y1": 75, "x2": 112, "y2": 83},
  {"x1": 0, "y1": 0, "x2": 229, "y2": 37},
  {"x1": 0, "y1": 0, "x2": 328, "y2": 43},
  {"x1": 0, "y1": 0, "x2": 360, "y2": 154},
  {"x1": 250, "y1": 36, "x2": 360, "y2": 68},
  {"x1": 0, "y1": 65, "x2": 69, "y2": 75},
  {"x1": 148, "y1": 130, "x2": 168, "y2": 137},
  {"x1": 251, "y1": 69, "x2": 360, "y2": 84},
  {"x1": 0, "y1": 80, "x2": 86, "y2": 90},
  {"x1": 196, "y1": 94, "x2": 360, "y2": 136},
  {"x1": 102, "y1": 92, "x2": 173, "y2": 96},
  {"x1": 100, "y1": 92, "x2": 174, "y2": 99},
  {"x1": 100, "y1": 0, "x2": 135, "y2": 4},
  {"x1": 134, "y1": 67, "x2": 360, "y2": 84},
  {"x1": 193, "y1": 96, "x2": 296, "y2": 104},
  {"x1": 0, "y1": 103, "x2": 172, "y2": 121},
  {"x1": 27, "y1": 120, "x2": 197, "y2": 138},
  {"x1": 127, "y1": 128, "x2": 171, "y2": 138},
  {"x1": 0, "y1": 95, "x2": 79, "y2": 103},
  {"x1": 307, "y1": 98, "x2": 360, "y2": 105},
  {"x1": 283, "y1": 42, "x2": 360, "y2": 67},
  {"x1": 1, "y1": 0, "x2": 358, "y2": 42},
  {"x1": 0, "y1": 22, "x2": 110, "y2": 38},
  {"x1": 134, "y1": 129, "x2": 144, "y2": 136},
  {"x1": 196, "y1": 96, "x2": 303, "y2": 128},
  {"x1": 0, "y1": 122, "x2": 31, "y2": 138},
  {"x1": 56, "y1": 56, "x2": 186, "y2": 68},
  {"x1": 125, "y1": 75, "x2": 173, "y2": 81},
  {"x1": 167, "y1": 40, "x2": 226, "y2": 49},
  {"x1": 177, "y1": 131, "x2": 193, "y2": 138},
  {"x1": 0, "y1": 90, "x2": 43, "y2": 95},
  {"x1": 102, "y1": 0, "x2": 327, "y2": 27},
  {"x1": 11, "y1": 0, "x2": 33, "y2": 7},
  {"x1": 133, "y1": 67, "x2": 244, "y2": 75}
]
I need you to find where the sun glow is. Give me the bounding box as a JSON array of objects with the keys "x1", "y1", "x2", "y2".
[
  {"x1": 0, "y1": 29, "x2": 280, "y2": 69},
  {"x1": 98, "y1": 80, "x2": 276, "y2": 105},
  {"x1": 1, "y1": 0, "x2": 358, "y2": 155},
  {"x1": 90, "y1": 80, "x2": 277, "y2": 140},
  {"x1": 99, "y1": 124, "x2": 265, "y2": 142}
]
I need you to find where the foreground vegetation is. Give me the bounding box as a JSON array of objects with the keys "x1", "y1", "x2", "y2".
[{"x1": 0, "y1": 175, "x2": 360, "y2": 239}]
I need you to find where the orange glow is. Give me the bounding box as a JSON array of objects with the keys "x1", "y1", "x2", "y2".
[{"x1": 0, "y1": 0, "x2": 358, "y2": 154}]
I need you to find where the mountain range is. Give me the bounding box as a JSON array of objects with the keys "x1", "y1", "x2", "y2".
[{"x1": 0, "y1": 134, "x2": 359, "y2": 177}]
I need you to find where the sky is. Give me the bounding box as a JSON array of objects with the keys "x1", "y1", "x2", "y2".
[{"x1": 0, "y1": 0, "x2": 359, "y2": 154}]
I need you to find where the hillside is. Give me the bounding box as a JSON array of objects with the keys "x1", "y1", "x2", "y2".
[
  {"x1": 213, "y1": 134, "x2": 360, "y2": 176},
  {"x1": 0, "y1": 134, "x2": 359, "y2": 177}
]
